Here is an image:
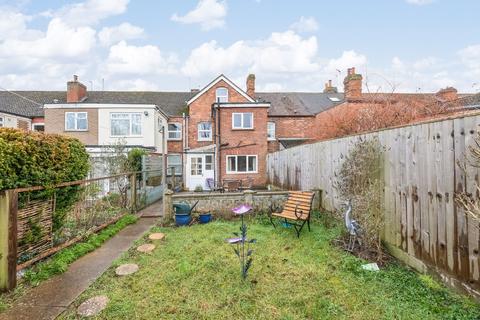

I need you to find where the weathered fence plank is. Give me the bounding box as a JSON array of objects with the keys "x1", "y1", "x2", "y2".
[{"x1": 266, "y1": 112, "x2": 480, "y2": 297}]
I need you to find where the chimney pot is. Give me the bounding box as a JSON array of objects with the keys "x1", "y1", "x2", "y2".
[{"x1": 323, "y1": 79, "x2": 338, "y2": 93}]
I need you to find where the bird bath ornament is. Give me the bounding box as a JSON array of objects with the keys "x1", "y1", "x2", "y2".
[
  {"x1": 226, "y1": 204, "x2": 256, "y2": 279},
  {"x1": 344, "y1": 200, "x2": 362, "y2": 251}
]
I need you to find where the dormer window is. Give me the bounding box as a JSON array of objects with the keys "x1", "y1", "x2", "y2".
[{"x1": 216, "y1": 87, "x2": 228, "y2": 103}]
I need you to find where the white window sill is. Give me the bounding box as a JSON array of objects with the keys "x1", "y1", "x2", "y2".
[
  {"x1": 65, "y1": 129, "x2": 88, "y2": 132},
  {"x1": 226, "y1": 171, "x2": 258, "y2": 175}
]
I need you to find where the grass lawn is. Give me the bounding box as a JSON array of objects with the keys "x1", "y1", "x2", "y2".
[{"x1": 60, "y1": 216, "x2": 480, "y2": 320}]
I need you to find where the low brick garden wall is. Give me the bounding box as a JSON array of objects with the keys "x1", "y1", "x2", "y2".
[{"x1": 163, "y1": 190, "x2": 291, "y2": 220}]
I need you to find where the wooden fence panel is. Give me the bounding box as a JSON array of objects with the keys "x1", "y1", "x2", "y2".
[{"x1": 266, "y1": 113, "x2": 480, "y2": 296}]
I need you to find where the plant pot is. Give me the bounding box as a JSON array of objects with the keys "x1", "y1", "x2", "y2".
[
  {"x1": 199, "y1": 213, "x2": 212, "y2": 224},
  {"x1": 175, "y1": 214, "x2": 192, "y2": 226}
]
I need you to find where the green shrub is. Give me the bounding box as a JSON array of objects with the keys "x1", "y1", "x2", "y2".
[
  {"x1": 127, "y1": 148, "x2": 147, "y2": 173},
  {"x1": 0, "y1": 128, "x2": 90, "y2": 229}
]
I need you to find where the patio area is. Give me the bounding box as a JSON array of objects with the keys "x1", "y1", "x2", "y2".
[{"x1": 59, "y1": 216, "x2": 480, "y2": 319}]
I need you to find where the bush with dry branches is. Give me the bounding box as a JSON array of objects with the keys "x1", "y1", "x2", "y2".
[
  {"x1": 455, "y1": 132, "x2": 480, "y2": 227},
  {"x1": 335, "y1": 138, "x2": 385, "y2": 261}
]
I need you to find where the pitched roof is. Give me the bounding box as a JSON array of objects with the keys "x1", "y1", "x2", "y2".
[
  {"x1": 256, "y1": 92, "x2": 345, "y2": 116},
  {"x1": 0, "y1": 91, "x2": 63, "y2": 118},
  {"x1": 80, "y1": 91, "x2": 193, "y2": 116},
  {"x1": 0, "y1": 91, "x2": 194, "y2": 118}
]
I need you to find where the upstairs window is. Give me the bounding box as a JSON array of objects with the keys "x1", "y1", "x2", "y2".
[
  {"x1": 65, "y1": 112, "x2": 87, "y2": 131},
  {"x1": 110, "y1": 113, "x2": 142, "y2": 136},
  {"x1": 232, "y1": 112, "x2": 253, "y2": 129},
  {"x1": 267, "y1": 122, "x2": 276, "y2": 140},
  {"x1": 198, "y1": 122, "x2": 212, "y2": 141},
  {"x1": 215, "y1": 87, "x2": 228, "y2": 103},
  {"x1": 168, "y1": 123, "x2": 182, "y2": 140}
]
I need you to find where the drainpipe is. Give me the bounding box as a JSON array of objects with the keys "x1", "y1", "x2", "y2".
[{"x1": 182, "y1": 112, "x2": 187, "y2": 188}]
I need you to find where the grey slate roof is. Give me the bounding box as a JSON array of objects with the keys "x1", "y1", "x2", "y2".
[
  {"x1": 0, "y1": 91, "x2": 63, "y2": 118},
  {"x1": 256, "y1": 92, "x2": 345, "y2": 116},
  {"x1": 0, "y1": 90, "x2": 345, "y2": 118}
]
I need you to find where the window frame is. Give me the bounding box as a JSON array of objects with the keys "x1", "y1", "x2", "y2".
[
  {"x1": 110, "y1": 112, "x2": 142, "y2": 137},
  {"x1": 267, "y1": 121, "x2": 276, "y2": 140},
  {"x1": 226, "y1": 155, "x2": 258, "y2": 174},
  {"x1": 232, "y1": 112, "x2": 254, "y2": 130},
  {"x1": 167, "y1": 123, "x2": 182, "y2": 140},
  {"x1": 197, "y1": 121, "x2": 212, "y2": 141},
  {"x1": 0, "y1": 117, "x2": 3, "y2": 127},
  {"x1": 65, "y1": 112, "x2": 88, "y2": 131},
  {"x1": 215, "y1": 87, "x2": 228, "y2": 103}
]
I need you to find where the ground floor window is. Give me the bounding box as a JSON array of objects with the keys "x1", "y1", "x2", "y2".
[
  {"x1": 0, "y1": 117, "x2": 3, "y2": 127},
  {"x1": 226, "y1": 155, "x2": 257, "y2": 173},
  {"x1": 33, "y1": 123, "x2": 45, "y2": 132},
  {"x1": 167, "y1": 154, "x2": 182, "y2": 176}
]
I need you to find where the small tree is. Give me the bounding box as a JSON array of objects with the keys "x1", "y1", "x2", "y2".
[{"x1": 336, "y1": 137, "x2": 385, "y2": 260}]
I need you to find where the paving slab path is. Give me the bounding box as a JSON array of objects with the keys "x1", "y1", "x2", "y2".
[{"x1": 0, "y1": 202, "x2": 161, "y2": 320}]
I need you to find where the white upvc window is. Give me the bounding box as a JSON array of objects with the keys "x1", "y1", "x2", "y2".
[
  {"x1": 167, "y1": 154, "x2": 182, "y2": 176},
  {"x1": 0, "y1": 117, "x2": 3, "y2": 127},
  {"x1": 226, "y1": 155, "x2": 257, "y2": 174},
  {"x1": 110, "y1": 112, "x2": 142, "y2": 136},
  {"x1": 198, "y1": 122, "x2": 212, "y2": 141},
  {"x1": 65, "y1": 112, "x2": 88, "y2": 131},
  {"x1": 232, "y1": 112, "x2": 253, "y2": 129},
  {"x1": 205, "y1": 155, "x2": 213, "y2": 170},
  {"x1": 216, "y1": 87, "x2": 228, "y2": 103},
  {"x1": 267, "y1": 122, "x2": 276, "y2": 140},
  {"x1": 168, "y1": 123, "x2": 182, "y2": 140}
]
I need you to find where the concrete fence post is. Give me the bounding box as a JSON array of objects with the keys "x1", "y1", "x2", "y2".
[
  {"x1": 244, "y1": 190, "x2": 256, "y2": 207},
  {"x1": 163, "y1": 189, "x2": 174, "y2": 221},
  {"x1": 0, "y1": 190, "x2": 18, "y2": 292},
  {"x1": 311, "y1": 189, "x2": 322, "y2": 211}
]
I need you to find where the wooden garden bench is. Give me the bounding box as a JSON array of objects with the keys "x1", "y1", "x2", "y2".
[{"x1": 269, "y1": 191, "x2": 315, "y2": 238}]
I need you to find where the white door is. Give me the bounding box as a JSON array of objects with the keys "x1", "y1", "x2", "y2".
[{"x1": 186, "y1": 154, "x2": 214, "y2": 191}]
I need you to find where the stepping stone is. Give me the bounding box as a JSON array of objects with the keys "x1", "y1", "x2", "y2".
[
  {"x1": 136, "y1": 243, "x2": 155, "y2": 253},
  {"x1": 77, "y1": 295, "x2": 108, "y2": 317},
  {"x1": 115, "y1": 263, "x2": 139, "y2": 276},
  {"x1": 148, "y1": 232, "x2": 165, "y2": 241}
]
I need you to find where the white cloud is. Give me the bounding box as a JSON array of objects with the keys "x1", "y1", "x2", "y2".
[
  {"x1": 290, "y1": 16, "x2": 319, "y2": 33},
  {"x1": 0, "y1": 18, "x2": 96, "y2": 59},
  {"x1": 458, "y1": 44, "x2": 480, "y2": 73},
  {"x1": 105, "y1": 41, "x2": 178, "y2": 75},
  {"x1": 98, "y1": 23, "x2": 144, "y2": 46},
  {"x1": 182, "y1": 30, "x2": 319, "y2": 77},
  {"x1": 405, "y1": 0, "x2": 435, "y2": 5},
  {"x1": 325, "y1": 50, "x2": 367, "y2": 74},
  {"x1": 53, "y1": 0, "x2": 130, "y2": 27},
  {"x1": 171, "y1": 0, "x2": 227, "y2": 31}
]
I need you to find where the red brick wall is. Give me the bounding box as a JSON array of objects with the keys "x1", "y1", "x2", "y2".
[
  {"x1": 188, "y1": 79, "x2": 250, "y2": 150},
  {"x1": 167, "y1": 116, "x2": 183, "y2": 153},
  {"x1": 218, "y1": 107, "x2": 269, "y2": 186},
  {"x1": 267, "y1": 116, "x2": 316, "y2": 152}
]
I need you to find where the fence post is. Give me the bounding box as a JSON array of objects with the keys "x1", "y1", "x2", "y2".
[
  {"x1": 163, "y1": 189, "x2": 174, "y2": 221},
  {"x1": 130, "y1": 173, "x2": 137, "y2": 213},
  {"x1": 0, "y1": 190, "x2": 18, "y2": 292}
]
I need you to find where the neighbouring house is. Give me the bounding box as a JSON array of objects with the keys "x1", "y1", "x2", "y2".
[
  {"x1": 0, "y1": 90, "x2": 61, "y2": 131},
  {"x1": 44, "y1": 76, "x2": 172, "y2": 157},
  {"x1": 312, "y1": 67, "x2": 471, "y2": 140}
]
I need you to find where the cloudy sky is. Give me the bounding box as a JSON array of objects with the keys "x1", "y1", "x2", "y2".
[{"x1": 0, "y1": 0, "x2": 479, "y2": 93}]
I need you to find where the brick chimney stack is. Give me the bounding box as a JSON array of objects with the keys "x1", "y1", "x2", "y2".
[
  {"x1": 323, "y1": 79, "x2": 338, "y2": 93},
  {"x1": 343, "y1": 67, "x2": 363, "y2": 100},
  {"x1": 436, "y1": 86, "x2": 458, "y2": 102},
  {"x1": 246, "y1": 74, "x2": 255, "y2": 98},
  {"x1": 67, "y1": 75, "x2": 87, "y2": 103}
]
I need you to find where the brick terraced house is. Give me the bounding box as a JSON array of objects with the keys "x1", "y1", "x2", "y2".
[{"x1": 3, "y1": 70, "x2": 474, "y2": 191}]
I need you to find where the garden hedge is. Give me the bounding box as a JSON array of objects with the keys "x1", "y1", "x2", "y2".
[{"x1": 0, "y1": 128, "x2": 90, "y2": 229}]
